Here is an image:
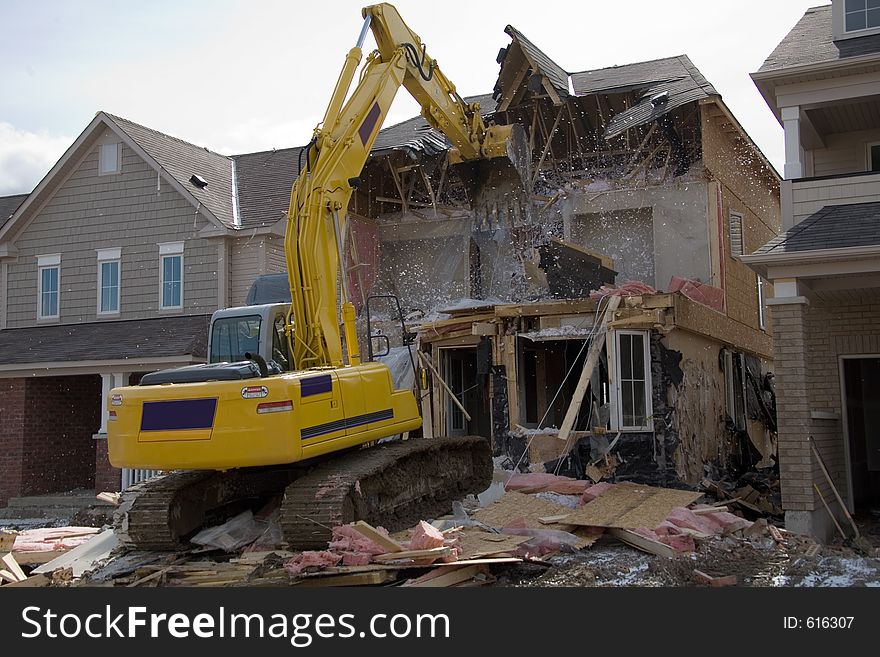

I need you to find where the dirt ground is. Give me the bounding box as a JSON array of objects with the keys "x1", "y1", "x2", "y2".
[{"x1": 497, "y1": 535, "x2": 880, "y2": 587}]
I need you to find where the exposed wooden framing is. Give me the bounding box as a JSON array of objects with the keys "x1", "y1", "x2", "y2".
[
  {"x1": 595, "y1": 95, "x2": 606, "y2": 128},
  {"x1": 417, "y1": 350, "x2": 472, "y2": 423},
  {"x1": 532, "y1": 106, "x2": 565, "y2": 186},
  {"x1": 565, "y1": 102, "x2": 587, "y2": 156},
  {"x1": 404, "y1": 170, "x2": 418, "y2": 206},
  {"x1": 386, "y1": 157, "x2": 408, "y2": 213},
  {"x1": 529, "y1": 105, "x2": 539, "y2": 153},
  {"x1": 557, "y1": 296, "x2": 621, "y2": 443},
  {"x1": 498, "y1": 59, "x2": 532, "y2": 112},
  {"x1": 434, "y1": 157, "x2": 450, "y2": 201},
  {"x1": 542, "y1": 77, "x2": 563, "y2": 106},
  {"x1": 500, "y1": 334, "x2": 521, "y2": 430},
  {"x1": 624, "y1": 123, "x2": 658, "y2": 170},
  {"x1": 418, "y1": 166, "x2": 437, "y2": 216},
  {"x1": 375, "y1": 196, "x2": 435, "y2": 209}
]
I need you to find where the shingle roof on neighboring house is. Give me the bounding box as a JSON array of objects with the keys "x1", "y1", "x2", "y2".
[
  {"x1": 753, "y1": 201, "x2": 880, "y2": 255},
  {"x1": 570, "y1": 55, "x2": 718, "y2": 139},
  {"x1": 757, "y1": 4, "x2": 880, "y2": 74},
  {"x1": 232, "y1": 147, "x2": 306, "y2": 228},
  {"x1": 0, "y1": 193, "x2": 28, "y2": 231},
  {"x1": 105, "y1": 113, "x2": 237, "y2": 228},
  {"x1": 0, "y1": 314, "x2": 210, "y2": 366}
]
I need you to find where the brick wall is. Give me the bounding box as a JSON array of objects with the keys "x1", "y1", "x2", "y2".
[
  {"x1": 0, "y1": 375, "x2": 101, "y2": 505},
  {"x1": 772, "y1": 290, "x2": 880, "y2": 514},
  {"x1": 94, "y1": 438, "x2": 121, "y2": 494},
  {"x1": 0, "y1": 379, "x2": 27, "y2": 506}
]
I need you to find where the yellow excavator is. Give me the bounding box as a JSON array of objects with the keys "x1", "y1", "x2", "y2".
[{"x1": 108, "y1": 3, "x2": 529, "y2": 550}]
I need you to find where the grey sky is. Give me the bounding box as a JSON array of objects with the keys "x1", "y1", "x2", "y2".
[{"x1": 0, "y1": 0, "x2": 820, "y2": 196}]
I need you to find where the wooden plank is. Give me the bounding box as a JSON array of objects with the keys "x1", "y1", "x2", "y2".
[
  {"x1": 558, "y1": 295, "x2": 621, "y2": 443},
  {"x1": 373, "y1": 546, "x2": 454, "y2": 562},
  {"x1": 404, "y1": 565, "x2": 485, "y2": 588},
  {"x1": 294, "y1": 570, "x2": 396, "y2": 587},
  {"x1": 608, "y1": 528, "x2": 676, "y2": 558},
  {"x1": 0, "y1": 569, "x2": 19, "y2": 584},
  {"x1": 350, "y1": 521, "x2": 405, "y2": 553},
  {"x1": 691, "y1": 506, "x2": 727, "y2": 515},
  {"x1": 809, "y1": 436, "x2": 860, "y2": 540},
  {"x1": 2, "y1": 573, "x2": 50, "y2": 588},
  {"x1": 2, "y1": 553, "x2": 27, "y2": 582},
  {"x1": 693, "y1": 569, "x2": 737, "y2": 587},
  {"x1": 561, "y1": 482, "x2": 702, "y2": 529}
]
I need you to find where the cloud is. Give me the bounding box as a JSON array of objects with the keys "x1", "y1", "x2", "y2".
[{"x1": 0, "y1": 122, "x2": 71, "y2": 195}]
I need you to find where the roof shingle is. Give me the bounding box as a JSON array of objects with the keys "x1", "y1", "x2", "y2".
[
  {"x1": 753, "y1": 201, "x2": 880, "y2": 255},
  {"x1": 0, "y1": 193, "x2": 28, "y2": 231}
]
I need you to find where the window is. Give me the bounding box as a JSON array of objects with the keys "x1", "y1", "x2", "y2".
[
  {"x1": 209, "y1": 315, "x2": 262, "y2": 363},
  {"x1": 97, "y1": 247, "x2": 121, "y2": 315},
  {"x1": 722, "y1": 349, "x2": 748, "y2": 432},
  {"x1": 869, "y1": 142, "x2": 880, "y2": 172},
  {"x1": 845, "y1": 0, "x2": 880, "y2": 32},
  {"x1": 158, "y1": 242, "x2": 184, "y2": 309},
  {"x1": 272, "y1": 315, "x2": 291, "y2": 370},
  {"x1": 37, "y1": 254, "x2": 61, "y2": 320},
  {"x1": 729, "y1": 211, "x2": 744, "y2": 257},
  {"x1": 611, "y1": 330, "x2": 653, "y2": 431},
  {"x1": 99, "y1": 142, "x2": 120, "y2": 175}
]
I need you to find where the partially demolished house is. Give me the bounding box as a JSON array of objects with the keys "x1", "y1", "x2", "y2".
[{"x1": 355, "y1": 28, "x2": 782, "y2": 486}]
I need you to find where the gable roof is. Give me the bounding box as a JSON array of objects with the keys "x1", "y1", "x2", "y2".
[
  {"x1": 232, "y1": 146, "x2": 306, "y2": 228},
  {"x1": 571, "y1": 55, "x2": 718, "y2": 138},
  {"x1": 105, "y1": 113, "x2": 236, "y2": 228},
  {"x1": 502, "y1": 25, "x2": 570, "y2": 97},
  {"x1": 753, "y1": 201, "x2": 880, "y2": 255},
  {"x1": 756, "y1": 4, "x2": 880, "y2": 75},
  {"x1": 0, "y1": 194, "x2": 27, "y2": 231}
]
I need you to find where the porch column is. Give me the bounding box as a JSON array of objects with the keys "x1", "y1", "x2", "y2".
[{"x1": 781, "y1": 106, "x2": 803, "y2": 180}]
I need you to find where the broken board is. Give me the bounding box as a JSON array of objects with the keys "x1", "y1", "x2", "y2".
[
  {"x1": 456, "y1": 531, "x2": 529, "y2": 560},
  {"x1": 561, "y1": 482, "x2": 702, "y2": 530}
]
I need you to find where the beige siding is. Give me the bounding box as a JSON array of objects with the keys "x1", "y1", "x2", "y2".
[
  {"x1": 811, "y1": 128, "x2": 880, "y2": 177},
  {"x1": 228, "y1": 235, "x2": 264, "y2": 306},
  {"x1": 791, "y1": 171, "x2": 880, "y2": 226},
  {"x1": 6, "y1": 139, "x2": 218, "y2": 327},
  {"x1": 266, "y1": 236, "x2": 286, "y2": 273}
]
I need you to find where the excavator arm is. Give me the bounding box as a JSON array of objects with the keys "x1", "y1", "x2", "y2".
[{"x1": 286, "y1": 3, "x2": 520, "y2": 371}]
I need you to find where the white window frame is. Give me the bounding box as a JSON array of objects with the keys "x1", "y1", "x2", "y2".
[
  {"x1": 867, "y1": 141, "x2": 880, "y2": 172},
  {"x1": 37, "y1": 253, "x2": 61, "y2": 321},
  {"x1": 159, "y1": 241, "x2": 184, "y2": 311},
  {"x1": 96, "y1": 247, "x2": 121, "y2": 316},
  {"x1": 844, "y1": 0, "x2": 880, "y2": 32},
  {"x1": 757, "y1": 276, "x2": 766, "y2": 331},
  {"x1": 728, "y1": 210, "x2": 744, "y2": 257},
  {"x1": 98, "y1": 142, "x2": 121, "y2": 176},
  {"x1": 609, "y1": 329, "x2": 653, "y2": 432}
]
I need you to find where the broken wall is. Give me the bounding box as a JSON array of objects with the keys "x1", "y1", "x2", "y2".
[{"x1": 565, "y1": 181, "x2": 713, "y2": 290}]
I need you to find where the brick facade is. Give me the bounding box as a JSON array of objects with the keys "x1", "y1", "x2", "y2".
[
  {"x1": 771, "y1": 290, "x2": 880, "y2": 534},
  {"x1": 0, "y1": 375, "x2": 101, "y2": 505},
  {"x1": 94, "y1": 438, "x2": 121, "y2": 494}
]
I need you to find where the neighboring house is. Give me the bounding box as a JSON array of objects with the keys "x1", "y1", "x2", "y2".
[
  {"x1": 0, "y1": 113, "x2": 303, "y2": 505},
  {"x1": 354, "y1": 29, "x2": 781, "y2": 486},
  {"x1": 743, "y1": 1, "x2": 880, "y2": 538}
]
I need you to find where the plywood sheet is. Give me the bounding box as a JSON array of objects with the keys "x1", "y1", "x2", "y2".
[
  {"x1": 472, "y1": 491, "x2": 573, "y2": 531},
  {"x1": 561, "y1": 482, "x2": 701, "y2": 529},
  {"x1": 456, "y1": 530, "x2": 528, "y2": 560}
]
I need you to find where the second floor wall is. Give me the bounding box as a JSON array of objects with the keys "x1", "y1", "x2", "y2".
[{"x1": 1, "y1": 137, "x2": 219, "y2": 329}]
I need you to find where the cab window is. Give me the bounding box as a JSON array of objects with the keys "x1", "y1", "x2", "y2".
[
  {"x1": 272, "y1": 315, "x2": 291, "y2": 371},
  {"x1": 210, "y1": 315, "x2": 262, "y2": 363}
]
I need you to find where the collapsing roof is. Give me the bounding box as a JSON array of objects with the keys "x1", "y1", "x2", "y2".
[{"x1": 570, "y1": 55, "x2": 717, "y2": 138}]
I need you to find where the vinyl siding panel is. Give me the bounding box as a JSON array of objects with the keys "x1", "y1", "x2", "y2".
[
  {"x1": 266, "y1": 237, "x2": 286, "y2": 273},
  {"x1": 6, "y1": 138, "x2": 218, "y2": 327},
  {"x1": 791, "y1": 171, "x2": 880, "y2": 225},
  {"x1": 812, "y1": 128, "x2": 880, "y2": 177},
  {"x1": 228, "y1": 235, "x2": 264, "y2": 307}
]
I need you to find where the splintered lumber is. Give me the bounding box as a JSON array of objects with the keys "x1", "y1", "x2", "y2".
[
  {"x1": 404, "y1": 565, "x2": 486, "y2": 588},
  {"x1": 34, "y1": 529, "x2": 118, "y2": 578},
  {"x1": 96, "y1": 491, "x2": 120, "y2": 505},
  {"x1": 417, "y1": 351, "x2": 472, "y2": 422},
  {"x1": 294, "y1": 570, "x2": 397, "y2": 587},
  {"x1": 693, "y1": 569, "x2": 737, "y2": 587},
  {"x1": 561, "y1": 482, "x2": 702, "y2": 530},
  {"x1": 1, "y1": 569, "x2": 19, "y2": 583},
  {"x1": 350, "y1": 521, "x2": 405, "y2": 553},
  {"x1": 12, "y1": 550, "x2": 67, "y2": 566},
  {"x1": 608, "y1": 528, "x2": 676, "y2": 558},
  {"x1": 2, "y1": 553, "x2": 27, "y2": 582},
  {"x1": 373, "y1": 546, "x2": 454, "y2": 562},
  {"x1": 557, "y1": 295, "x2": 621, "y2": 443},
  {"x1": 692, "y1": 506, "x2": 727, "y2": 515}
]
